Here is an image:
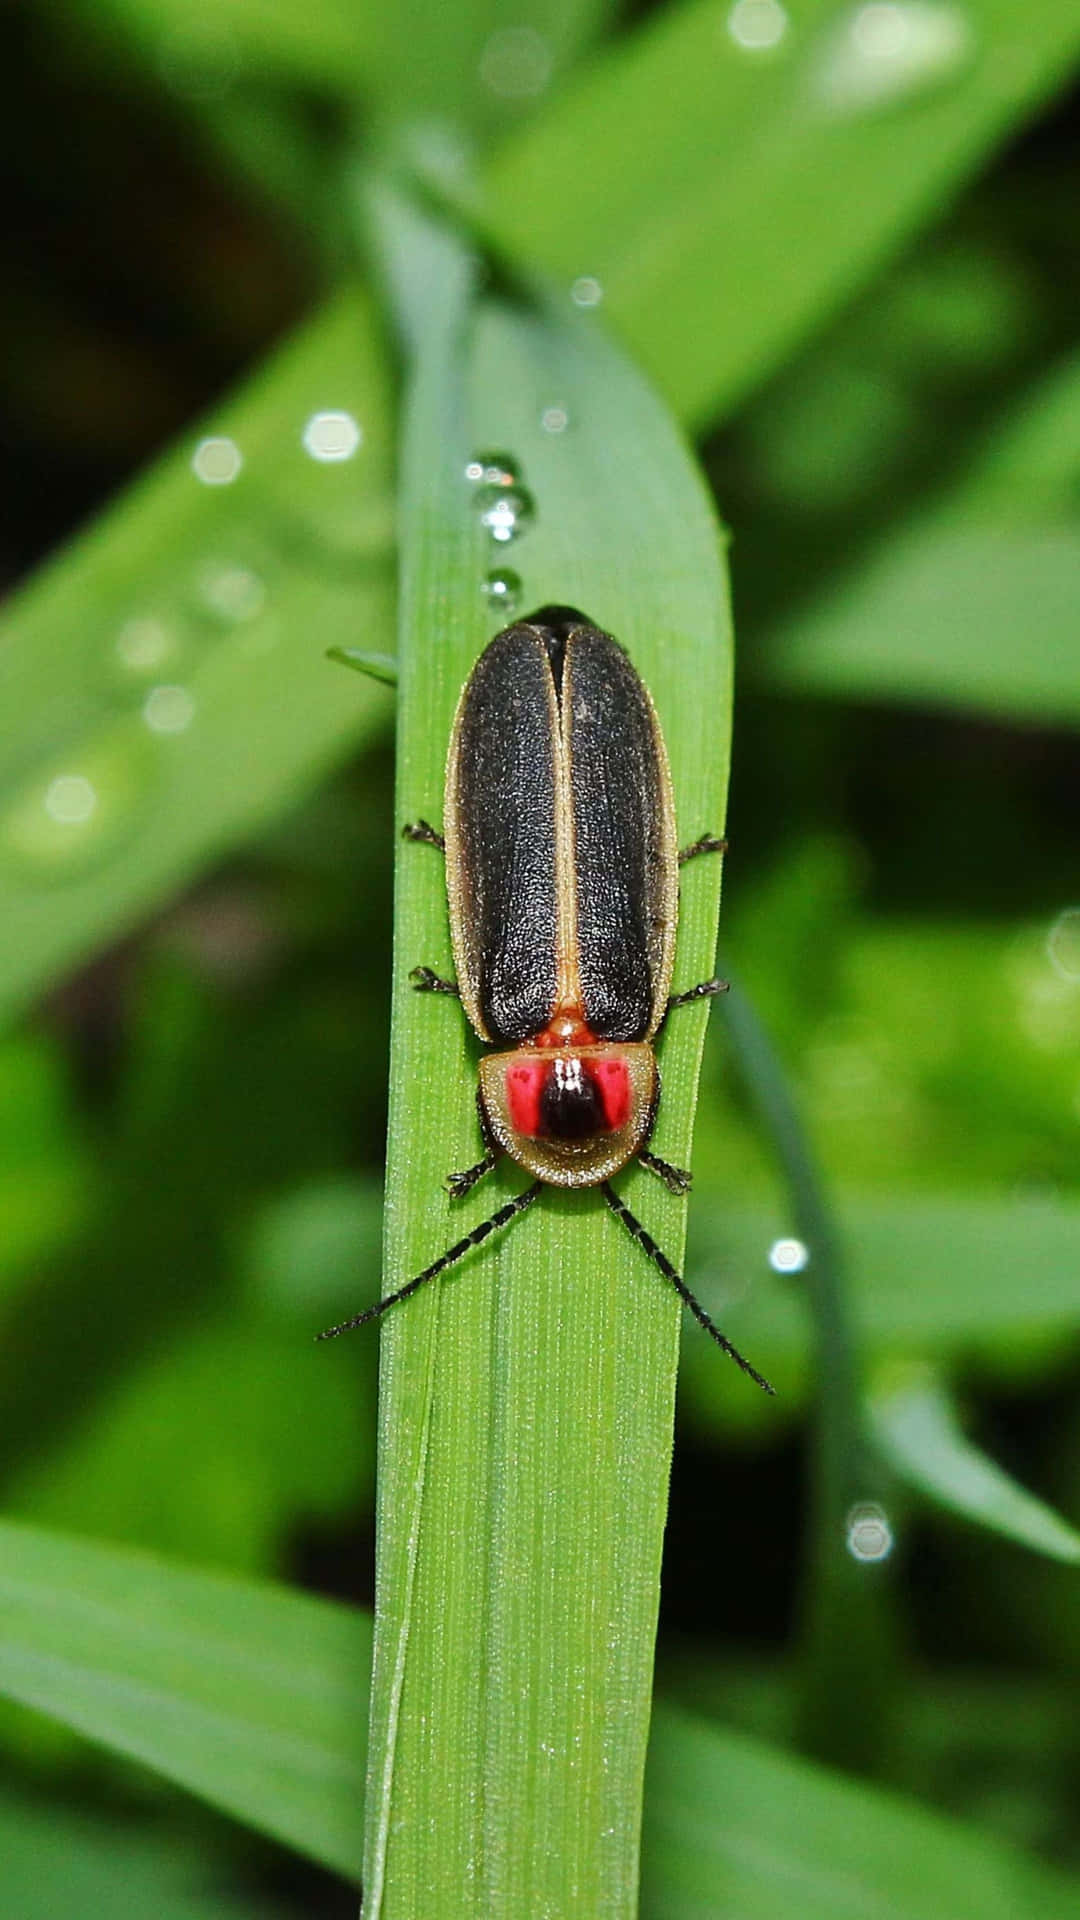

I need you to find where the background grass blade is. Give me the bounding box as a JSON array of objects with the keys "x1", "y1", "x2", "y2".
[
  {"x1": 642, "y1": 1705, "x2": 1080, "y2": 1920},
  {"x1": 358, "y1": 196, "x2": 734, "y2": 1917},
  {"x1": 753, "y1": 346, "x2": 1080, "y2": 725},
  {"x1": 871, "y1": 1369, "x2": 1080, "y2": 1563},
  {"x1": 680, "y1": 1191, "x2": 1080, "y2": 1403},
  {"x1": 0, "y1": 1787, "x2": 267, "y2": 1920},
  {"x1": 481, "y1": 0, "x2": 1080, "y2": 428},
  {"x1": 712, "y1": 975, "x2": 897, "y2": 1774},
  {"x1": 0, "y1": 1518, "x2": 370, "y2": 1878},
  {"x1": 0, "y1": 288, "x2": 394, "y2": 1022}
]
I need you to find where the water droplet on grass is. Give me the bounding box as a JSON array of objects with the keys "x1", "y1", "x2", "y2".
[
  {"x1": 768, "y1": 1236, "x2": 809, "y2": 1274},
  {"x1": 846, "y1": 1502, "x2": 894, "y2": 1562},
  {"x1": 476, "y1": 483, "x2": 535, "y2": 544},
  {"x1": 114, "y1": 618, "x2": 177, "y2": 677},
  {"x1": 143, "y1": 685, "x2": 196, "y2": 734},
  {"x1": 465, "y1": 451, "x2": 521, "y2": 487},
  {"x1": 198, "y1": 562, "x2": 266, "y2": 625},
  {"x1": 481, "y1": 569, "x2": 522, "y2": 617},
  {"x1": 302, "y1": 411, "x2": 362, "y2": 463},
  {"x1": 570, "y1": 276, "x2": 604, "y2": 309},
  {"x1": 728, "y1": 0, "x2": 789, "y2": 51},
  {"x1": 1, "y1": 737, "x2": 152, "y2": 877},
  {"x1": 814, "y1": 1, "x2": 974, "y2": 114},
  {"x1": 540, "y1": 406, "x2": 569, "y2": 434},
  {"x1": 192, "y1": 436, "x2": 243, "y2": 485}
]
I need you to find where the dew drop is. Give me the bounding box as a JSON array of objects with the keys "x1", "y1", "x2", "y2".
[
  {"x1": 191, "y1": 436, "x2": 243, "y2": 486},
  {"x1": 475, "y1": 483, "x2": 535, "y2": 545},
  {"x1": 114, "y1": 617, "x2": 178, "y2": 677},
  {"x1": 814, "y1": 1, "x2": 974, "y2": 114},
  {"x1": 1, "y1": 737, "x2": 152, "y2": 878},
  {"x1": 302, "y1": 410, "x2": 363, "y2": 463},
  {"x1": 465, "y1": 450, "x2": 521, "y2": 487},
  {"x1": 727, "y1": 0, "x2": 789, "y2": 52},
  {"x1": 570, "y1": 276, "x2": 604, "y2": 309},
  {"x1": 481, "y1": 569, "x2": 522, "y2": 618},
  {"x1": 845, "y1": 1502, "x2": 894, "y2": 1562},
  {"x1": 540, "y1": 406, "x2": 569, "y2": 435},
  {"x1": 768, "y1": 1236, "x2": 809, "y2": 1274},
  {"x1": 45, "y1": 775, "x2": 97, "y2": 826},
  {"x1": 143, "y1": 685, "x2": 197, "y2": 735},
  {"x1": 198, "y1": 562, "x2": 266, "y2": 625}
]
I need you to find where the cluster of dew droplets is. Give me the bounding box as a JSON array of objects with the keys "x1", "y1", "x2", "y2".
[
  {"x1": 466, "y1": 450, "x2": 534, "y2": 619},
  {"x1": 2, "y1": 405, "x2": 372, "y2": 883}
]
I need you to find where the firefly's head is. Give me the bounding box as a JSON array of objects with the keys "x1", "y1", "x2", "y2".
[{"x1": 477, "y1": 1043, "x2": 658, "y2": 1187}]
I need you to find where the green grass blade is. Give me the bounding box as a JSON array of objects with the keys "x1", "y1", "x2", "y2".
[
  {"x1": 755, "y1": 524, "x2": 1080, "y2": 726},
  {"x1": 357, "y1": 201, "x2": 732, "y2": 1917},
  {"x1": 642, "y1": 1705, "x2": 1080, "y2": 1920},
  {"x1": 482, "y1": 0, "x2": 1080, "y2": 426},
  {"x1": 0, "y1": 1786, "x2": 268, "y2": 1920},
  {"x1": 63, "y1": 0, "x2": 384, "y2": 92},
  {"x1": 871, "y1": 1369, "x2": 1080, "y2": 1563},
  {"x1": 65, "y1": 0, "x2": 615, "y2": 143},
  {"x1": 754, "y1": 348, "x2": 1080, "y2": 726},
  {"x1": 0, "y1": 1518, "x2": 370, "y2": 1878},
  {"x1": 0, "y1": 287, "x2": 394, "y2": 1024}
]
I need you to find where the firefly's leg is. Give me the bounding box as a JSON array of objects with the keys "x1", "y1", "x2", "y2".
[
  {"x1": 637, "y1": 1149, "x2": 692, "y2": 1195},
  {"x1": 678, "y1": 833, "x2": 727, "y2": 865},
  {"x1": 409, "y1": 965, "x2": 460, "y2": 996},
  {"x1": 446, "y1": 1090, "x2": 502, "y2": 1199},
  {"x1": 446, "y1": 1153, "x2": 499, "y2": 1199},
  {"x1": 669, "y1": 835, "x2": 729, "y2": 1015},
  {"x1": 404, "y1": 825, "x2": 456, "y2": 992},
  {"x1": 658, "y1": 977, "x2": 729, "y2": 1032},
  {"x1": 403, "y1": 819, "x2": 445, "y2": 852},
  {"x1": 666, "y1": 977, "x2": 729, "y2": 1012},
  {"x1": 600, "y1": 1184, "x2": 774, "y2": 1395},
  {"x1": 317, "y1": 1183, "x2": 543, "y2": 1340}
]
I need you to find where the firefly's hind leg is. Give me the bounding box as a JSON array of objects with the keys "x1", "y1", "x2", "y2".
[{"x1": 403, "y1": 818, "x2": 445, "y2": 852}]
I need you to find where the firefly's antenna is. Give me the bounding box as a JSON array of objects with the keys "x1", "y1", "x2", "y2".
[
  {"x1": 600, "y1": 1183, "x2": 775, "y2": 1395},
  {"x1": 317, "y1": 1182, "x2": 543, "y2": 1341}
]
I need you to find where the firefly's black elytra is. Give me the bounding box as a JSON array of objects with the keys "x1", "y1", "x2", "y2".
[{"x1": 321, "y1": 606, "x2": 772, "y2": 1394}]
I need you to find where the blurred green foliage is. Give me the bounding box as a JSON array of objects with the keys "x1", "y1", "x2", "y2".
[{"x1": 1, "y1": 0, "x2": 1079, "y2": 1913}]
